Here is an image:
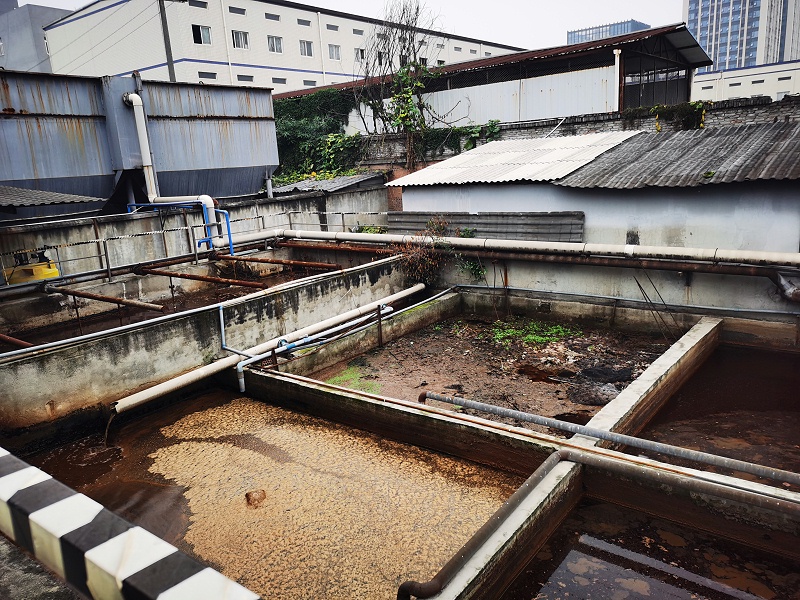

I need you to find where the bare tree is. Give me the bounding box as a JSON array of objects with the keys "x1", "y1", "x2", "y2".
[{"x1": 353, "y1": 0, "x2": 445, "y2": 166}]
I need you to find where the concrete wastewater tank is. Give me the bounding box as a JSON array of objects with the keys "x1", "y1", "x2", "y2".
[{"x1": 0, "y1": 245, "x2": 799, "y2": 600}]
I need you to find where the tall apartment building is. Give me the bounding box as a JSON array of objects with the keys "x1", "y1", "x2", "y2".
[
  {"x1": 567, "y1": 20, "x2": 650, "y2": 44},
  {"x1": 43, "y1": 0, "x2": 524, "y2": 91},
  {"x1": 684, "y1": 0, "x2": 800, "y2": 72}
]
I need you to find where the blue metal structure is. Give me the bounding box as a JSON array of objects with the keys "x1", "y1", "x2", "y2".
[{"x1": 0, "y1": 70, "x2": 278, "y2": 201}]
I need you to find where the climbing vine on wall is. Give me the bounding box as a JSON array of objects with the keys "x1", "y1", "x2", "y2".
[{"x1": 623, "y1": 101, "x2": 710, "y2": 132}]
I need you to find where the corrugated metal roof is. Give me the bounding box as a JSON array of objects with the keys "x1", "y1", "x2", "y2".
[
  {"x1": 273, "y1": 171, "x2": 385, "y2": 194},
  {"x1": 0, "y1": 186, "x2": 105, "y2": 208},
  {"x1": 556, "y1": 123, "x2": 800, "y2": 189},
  {"x1": 386, "y1": 132, "x2": 642, "y2": 186},
  {"x1": 275, "y1": 24, "x2": 710, "y2": 100}
]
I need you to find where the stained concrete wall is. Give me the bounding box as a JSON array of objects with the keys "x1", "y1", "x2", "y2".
[
  {"x1": 0, "y1": 190, "x2": 388, "y2": 280},
  {"x1": 0, "y1": 258, "x2": 405, "y2": 435}
]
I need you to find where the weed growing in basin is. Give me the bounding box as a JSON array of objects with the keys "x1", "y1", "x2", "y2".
[
  {"x1": 491, "y1": 318, "x2": 581, "y2": 347},
  {"x1": 326, "y1": 366, "x2": 381, "y2": 394}
]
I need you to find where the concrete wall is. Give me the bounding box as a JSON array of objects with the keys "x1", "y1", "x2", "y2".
[
  {"x1": 0, "y1": 191, "x2": 389, "y2": 280},
  {"x1": 0, "y1": 258, "x2": 406, "y2": 434},
  {"x1": 402, "y1": 180, "x2": 800, "y2": 252}
]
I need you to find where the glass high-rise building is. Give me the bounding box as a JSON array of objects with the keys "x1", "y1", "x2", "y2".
[
  {"x1": 567, "y1": 20, "x2": 650, "y2": 44},
  {"x1": 684, "y1": 0, "x2": 800, "y2": 72}
]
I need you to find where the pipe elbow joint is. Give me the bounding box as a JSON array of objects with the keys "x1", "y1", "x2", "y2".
[{"x1": 122, "y1": 92, "x2": 143, "y2": 107}]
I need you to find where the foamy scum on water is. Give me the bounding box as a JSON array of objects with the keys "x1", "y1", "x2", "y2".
[{"x1": 149, "y1": 397, "x2": 523, "y2": 598}]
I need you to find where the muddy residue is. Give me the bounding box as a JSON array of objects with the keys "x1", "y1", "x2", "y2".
[
  {"x1": 146, "y1": 396, "x2": 523, "y2": 599},
  {"x1": 313, "y1": 315, "x2": 668, "y2": 435}
]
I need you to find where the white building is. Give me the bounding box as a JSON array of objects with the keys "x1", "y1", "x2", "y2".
[
  {"x1": 692, "y1": 60, "x2": 800, "y2": 101},
  {"x1": 43, "y1": 0, "x2": 523, "y2": 91}
]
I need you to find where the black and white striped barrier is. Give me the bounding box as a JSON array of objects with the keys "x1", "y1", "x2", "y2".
[{"x1": 0, "y1": 447, "x2": 259, "y2": 600}]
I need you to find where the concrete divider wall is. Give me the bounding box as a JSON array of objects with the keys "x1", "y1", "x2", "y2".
[{"x1": 0, "y1": 259, "x2": 405, "y2": 434}]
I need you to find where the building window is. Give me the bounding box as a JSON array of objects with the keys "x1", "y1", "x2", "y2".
[
  {"x1": 437, "y1": 59, "x2": 445, "y2": 66},
  {"x1": 327, "y1": 24, "x2": 338, "y2": 31},
  {"x1": 419, "y1": 40, "x2": 427, "y2": 46},
  {"x1": 752, "y1": 79, "x2": 764, "y2": 84},
  {"x1": 453, "y1": 46, "x2": 462, "y2": 52},
  {"x1": 188, "y1": 0, "x2": 207, "y2": 7},
  {"x1": 198, "y1": 71, "x2": 216, "y2": 79},
  {"x1": 300, "y1": 40, "x2": 313, "y2": 56},
  {"x1": 484, "y1": 52, "x2": 491, "y2": 57},
  {"x1": 436, "y1": 43, "x2": 444, "y2": 48},
  {"x1": 377, "y1": 51, "x2": 386, "y2": 66},
  {"x1": 297, "y1": 18, "x2": 311, "y2": 26},
  {"x1": 469, "y1": 49, "x2": 477, "y2": 54},
  {"x1": 419, "y1": 57, "x2": 427, "y2": 65},
  {"x1": 228, "y1": 6, "x2": 245, "y2": 15},
  {"x1": 778, "y1": 76, "x2": 792, "y2": 81},
  {"x1": 237, "y1": 74, "x2": 254, "y2": 82},
  {"x1": 192, "y1": 24, "x2": 212, "y2": 45},
  {"x1": 0, "y1": 37, "x2": 4, "y2": 57},
  {"x1": 355, "y1": 47, "x2": 366, "y2": 62},
  {"x1": 729, "y1": 82, "x2": 741, "y2": 87},
  {"x1": 268, "y1": 35, "x2": 283, "y2": 53},
  {"x1": 701, "y1": 85, "x2": 713, "y2": 89},
  {"x1": 44, "y1": 36, "x2": 49, "y2": 55},
  {"x1": 353, "y1": 28, "x2": 364, "y2": 35},
  {"x1": 272, "y1": 77, "x2": 286, "y2": 84},
  {"x1": 329, "y1": 44, "x2": 341, "y2": 60},
  {"x1": 265, "y1": 12, "x2": 280, "y2": 21},
  {"x1": 399, "y1": 54, "x2": 408, "y2": 66},
  {"x1": 303, "y1": 79, "x2": 317, "y2": 86},
  {"x1": 232, "y1": 30, "x2": 249, "y2": 49}
]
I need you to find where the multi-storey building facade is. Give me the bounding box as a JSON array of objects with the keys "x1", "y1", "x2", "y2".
[
  {"x1": 0, "y1": 1, "x2": 69, "y2": 73},
  {"x1": 567, "y1": 20, "x2": 650, "y2": 44},
  {"x1": 43, "y1": 0, "x2": 523, "y2": 91},
  {"x1": 684, "y1": 0, "x2": 800, "y2": 72}
]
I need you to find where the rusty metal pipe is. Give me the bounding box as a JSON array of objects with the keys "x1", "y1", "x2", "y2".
[
  {"x1": 43, "y1": 285, "x2": 166, "y2": 313},
  {"x1": 212, "y1": 253, "x2": 342, "y2": 270},
  {"x1": 445, "y1": 249, "x2": 786, "y2": 278},
  {"x1": 277, "y1": 240, "x2": 386, "y2": 253},
  {"x1": 0, "y1": 333, "x2": 33, "y2": 348},
  {"x1": 138, "y1": 268, "x2": 268, "y2": 289},
  {"x1": 421, "y1": 391, "x2": 800, "y2": 487}
]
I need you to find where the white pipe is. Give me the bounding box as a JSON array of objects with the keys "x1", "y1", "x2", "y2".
[
  {"x1": 122, "y1": 92, "x2": 158, "y2": 201},
  {"x1": 113, "y1": 283, "x2": 425, "y2": 413},
  {"x1": 123, "y1": 93, "x2": 224, "y2": 247}
]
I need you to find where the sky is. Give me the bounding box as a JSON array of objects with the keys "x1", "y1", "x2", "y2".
[{"x1": 19, "y1": 0, "x2": 685, "y2": 50}]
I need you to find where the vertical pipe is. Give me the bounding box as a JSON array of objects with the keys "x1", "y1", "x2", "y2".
[
  {"x1": 613, "y1": 48, "x2": 623, "y2": 112},
  {"x1": 102, "y1": 240, "x2": 113, "y2": 282},
  {"x1": 157, "y1": 0, "x2": 177, "y2": 82}
]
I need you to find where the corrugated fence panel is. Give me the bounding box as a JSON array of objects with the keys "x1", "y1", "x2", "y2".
[{"x1": 388, "y1": 212, "x2": 585, "y2": 242}]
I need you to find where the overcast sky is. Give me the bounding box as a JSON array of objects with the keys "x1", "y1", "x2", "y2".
[{"x1": 20, "y1": 0, "x2": 685, "y2": 49}]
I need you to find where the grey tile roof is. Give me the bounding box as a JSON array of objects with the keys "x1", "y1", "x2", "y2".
[
  {"x1": 273, "y1": 172, "x2": 384, "y2": 194},
  {"x1": 556, "y1": 122, "x2": 800, "y2": 189},
  {"x1": 0, "y1": 186, "x2": 105, "y2": 207},
  {"x1": 387, "y1": 132, "x2": 642, "y2": 187}
]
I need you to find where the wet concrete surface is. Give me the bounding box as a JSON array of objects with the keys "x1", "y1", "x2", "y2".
[
  {"x1": 636, "y1": 345, "x2": 800, "y2": 489},
  {"x1": 503, "y1": 499, "x2": 800, "y2": 599},
  {"x1": 0, "y1": 535, "x2": 82, "y2": 600},
  {"x1": 28, "y1": 389, "x2": 524, "y2": 598}
]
